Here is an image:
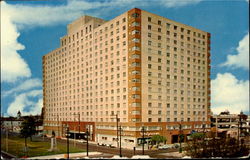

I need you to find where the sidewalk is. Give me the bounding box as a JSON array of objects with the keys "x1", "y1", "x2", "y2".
[
  {"x1": 157, "y1": 151, "x2": 186, "y2": 158},
  {"x1": 27, "y1": 152, "x2": 102, "y2": 159}
]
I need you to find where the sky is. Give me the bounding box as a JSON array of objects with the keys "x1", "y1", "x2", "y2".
[{"x1": 1, "y1": 0, "x2": 249, "y2": 117}]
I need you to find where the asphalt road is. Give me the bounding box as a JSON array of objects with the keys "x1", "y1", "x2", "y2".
[
  {"x1": 54, "y1": 137, "x2": 180, "y2": 158},
  {"x1": 1, "y1": 151, "x2": 17, "y2": 159}
]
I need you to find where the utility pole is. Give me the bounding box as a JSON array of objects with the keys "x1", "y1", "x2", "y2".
[
  {"x1": 74, "y1": 113, "x2": 81, "y2": 140},
  {"x1": 119, "y1": 125, "x2": 122, "y2": 157},
  {"x1": 6, "y1": 128, "x2": 8, "y2": 152},
  {"x1": 73, "y1": 113, "x2": 76, "y2": 147},
  {"x1": 66, "y1": 126, "x2": 70, "y2": 159},
  {"x1": 78, "y1": 113, "x2": 80, "y2": 139},
  {"x1": 111, "y1": 113, "x2": 119, "y2": 148},
  {"x1": 116, "y1": 114, "x2": 119, "y2": 148},
  {"x1": 179, "y1": 121, "x2": 183, "y2": 153},
  {"x1": 141, "y1": 126, "x2": 145, "y2": 155},
  {"x1": 57, "y1": 114, "x2": 59, "y2": 137},
  {"x1": 86, "y1": 126, "x2": 89, "y2": 156},
  {"x1": 74, "y1": 126, "x2": 76, "y2": 147}
]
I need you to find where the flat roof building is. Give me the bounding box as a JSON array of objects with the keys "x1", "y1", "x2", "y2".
[{"x1": 43, "y1": 8, "x2": 211, "y2": 148}]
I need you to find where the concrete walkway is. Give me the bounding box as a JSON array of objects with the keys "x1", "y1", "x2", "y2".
[
  {"x1": 27, "y1": 152, "x2": 102, "y2": 159},
  {"x1": 157, "y1": 151, "x2": 186, "y2": 158}
]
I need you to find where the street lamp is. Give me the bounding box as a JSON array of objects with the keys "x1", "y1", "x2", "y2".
[
  {"x1": 141, "y1": 126, "x2": 145, "y2": 155},
  {"x1": 111, "y1": 113, "x2": 119, "y2": 148},
  {"x1": 73, "y1": 113, "x2": 81, "y2": 139},
  {"x1": 65, "y1": 125, "x2": 70, "y2": 159},
  {"x1": 86, "y1": 125, "x2": 89, "y2": 156},
  {"x1": 119, "y1": 125, "x2": 122, "y2": 157},
  {"x1": 57, "y1": 114, "x2": 60, "y2": 138},
  {"x1": 178, "y1": 120, "x2": 183, "y2": 153}
]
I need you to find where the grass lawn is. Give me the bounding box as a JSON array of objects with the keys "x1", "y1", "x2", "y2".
[{"x1": 1, "y1": 134, "x2": 85, "y2": 158}]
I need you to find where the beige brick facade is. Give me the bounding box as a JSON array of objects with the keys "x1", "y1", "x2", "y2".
[{"x1": 43, "y1": 8, "x2": 211, "y2": 148}]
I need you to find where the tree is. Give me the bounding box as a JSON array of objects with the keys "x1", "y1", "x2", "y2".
[
  {"x1": 151, "y1": 135, "x2": 167, "y2": 145},
  {"x1": 185, "y1": 133, "x2": 249, "y2": 158},
  {"x1": 20, "y1": 116, "x2": 37, "y2": 149}
]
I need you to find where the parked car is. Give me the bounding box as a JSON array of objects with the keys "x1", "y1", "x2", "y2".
[
  {"x1": 109, "y1": 144, "x2": 116, "y2": 148},
  {"x1": 97, "y1": 142, "x2": 105, "y2": 146},
  {"x1": 150, "y1": 145, "x2": 158, "y2": 150},
  {"x1": 158, "y1": 144, "x2": 171, "y2": 150},
  {"x1": 173, "y1": 143, "x2": 180, "y2": 149}
]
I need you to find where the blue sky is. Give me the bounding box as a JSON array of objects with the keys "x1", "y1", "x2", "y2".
[{"x1": 1, "y1": 0, "x2": 249, "y2": 116}]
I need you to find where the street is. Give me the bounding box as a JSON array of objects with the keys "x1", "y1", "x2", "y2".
[{"x1": 55, "y1": 137, "x2": 181, "y2": 158}]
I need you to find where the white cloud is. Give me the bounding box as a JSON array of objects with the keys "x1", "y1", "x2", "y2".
[
  {"x1": 159, "y1": 0, "x2": 203, "y2": 8},
  {"x1": 2, "y1": 78, "x2": 42, "y2": 97},
  {"x1": 1, "y1": 0, "x2": 204, "y2": 83},
  {"x1": 221, "y1": 32, "x2": 249, "y2": 70},
  {"x1": 1, "y1": 0, "x2": 205, "y2": 116},
  {"x1": 1, "y1": 3, "x2": 31, "y2": 83},
  {"x1": 7, "y1": 89, "x2": 43, "y2": 116},
  {"x1": 211, "y1": 73, "x2": 249, "y2": 115}
]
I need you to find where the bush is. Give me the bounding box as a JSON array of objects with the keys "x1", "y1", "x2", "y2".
[{"x1": 185, "y1": 135, "x2": 249, "y2": 158}]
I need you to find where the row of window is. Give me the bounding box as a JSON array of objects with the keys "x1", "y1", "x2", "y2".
[
  {"x1": 61, "y1": 17, "x2": 126, "y2": 46},
  {"x1": 147, "y1": 16, "x2": 206, "y2": 39}
]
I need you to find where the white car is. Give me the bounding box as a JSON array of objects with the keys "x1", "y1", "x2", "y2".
[
  {"x1": 158, "y1": 144, "x2": 171, "y2": 150},
  {"x1": 131, "y1": 155, "x2": 151, "y2": 159}
]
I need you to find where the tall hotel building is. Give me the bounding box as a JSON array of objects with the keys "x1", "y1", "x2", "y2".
[{"x1": 43, "y1": 8, "x2": 211, "y2": 148}]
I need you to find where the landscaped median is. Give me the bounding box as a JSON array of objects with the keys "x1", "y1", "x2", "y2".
[{"x1": 1, "y1": 134, "x2": 86, "y2": 158}]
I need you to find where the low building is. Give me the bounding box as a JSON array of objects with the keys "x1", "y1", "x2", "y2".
[
  {"x1": 211, "y1": 110, "x2": 248, "y2": 138},
  {"x1": 1, "y1": 114, "x2": 43, "y2": 134},
  {"x1": 1, "y1": 117, "x2": 23, "y2": 133}
]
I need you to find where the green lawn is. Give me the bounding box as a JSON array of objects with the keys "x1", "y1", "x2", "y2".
[{"x1": 1, "y1": 134, "x2": 85, "y2": 158}]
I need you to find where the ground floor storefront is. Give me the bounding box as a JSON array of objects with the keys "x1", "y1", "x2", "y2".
[{"x1": 43, "y1": 121, "x2": 211, "y2": 149}]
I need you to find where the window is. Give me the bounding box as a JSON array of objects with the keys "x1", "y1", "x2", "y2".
[
  {"x1": 132, "y1": 30, "x2": 140, "y2": 35},
  {"x1": 166, "y1": 23, "x2": 171, "y2": 29},
  {"x1": 132, "y1": 62, "x2": 140, "y2": 67},
  {"x1": 123, "y1": 26, "x2": 126, "y2": 30},
  {"x1": 158, "y1": 20, "x2": 161, "y2": 25},
  {"x1": 132, "y1": 38, "x2": 140, "y2": 43},
  {"x1": 132, "y1": 94, "x2": 140, "y2": 99},
  {"x1": 148, "y1": 17, "x2": 151, "y2": 22},
  {"x1": 148, "y1": 56, "x2": 152, "y2": 61},
  {"x1": 148, "y1": 41, "x2": 152, "y2": 46},
  {"x1": 132, "y1": 22, "x2": 140, "y2": 26},
  {"x1": 132, "y1": 54, "x2": 140, "y2": 59},
  {"x1": 158, "y1": 28, "x2": 161, "y2": 32},
  {"x1": 132, "y1": 103, "x2": 141, "y2": 107},
  {"x1": 148, "y1": 102, "x2": 152, "y2": 107},
  {"x1": 132, "y1": 70, "x2": 140, "y2": 75},
  {"x1": 132, "y1": 46, "x2": 140, "y2": 51},
  {"x1": 148, "y1": 25, "x2": 152, "y2": 30},
  {"x1": 148, "y1": 64, "x2": 152, "y2": 69},
  {"x1": 132, "y1": 13, "x2": 139, "y2": 18},
  {"x1": 132, "y1": 78, "x2": 140, "y2": 82},
  {"x1": 148, "y1": 33, "x2": 152, "y2": 38}
]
